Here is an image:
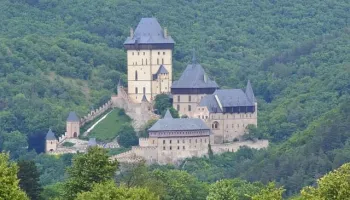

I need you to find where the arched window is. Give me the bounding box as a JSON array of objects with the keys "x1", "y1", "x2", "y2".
[
  {"x1": 135, "y1": 71, "x2": 138, "y2": 80},
  {"x1": 212, "y1": 121, "x2": 219, "y2": 129}
]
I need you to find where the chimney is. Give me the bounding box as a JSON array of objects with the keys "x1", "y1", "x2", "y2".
[
  {"x1": 130, "y1": 28, "x2": 134, "y2": 38},
  {"x1": 164, "y1": 27, "x2": 168, "y2": 38}
]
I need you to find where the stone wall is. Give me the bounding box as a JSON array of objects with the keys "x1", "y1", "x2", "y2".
[
  {"x1": 111, "y1": 86, "x2": 159, "y2": 131},
  {"x1": 211, "y1": 139, "x2": 269, "y2": 154},
  {"x1": 80, "y1": 101, "x2": 113, "y2": 127}
]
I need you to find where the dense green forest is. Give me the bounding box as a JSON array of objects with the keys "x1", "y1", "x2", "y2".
[{"x1": 0, "y1": 0, "x2": 349, "y2": 199}]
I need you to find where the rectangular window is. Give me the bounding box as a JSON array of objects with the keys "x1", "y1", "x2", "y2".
[
  {"x1": 146, "y1": 59, "x2": 147, "y2": 65},
  {"x1": 163, "y1": 52, "x2": 165, "y2": 55},
  {"x1": 142, "y1": 59, "x2": 143, "y2": 65},
  {"x1": 143, "y1": 52, "x2": 145, "y2": 55},
  {"x1": 177, "y1": 105, "x2": 180, "y2": 111},
  {"x1": 188, "y1": 105, "x2": 191, "y2": 111},
  {"x1": 157, "y1": 59, "x2": 159, "y2": 65},
  {"x1": 170, "y1": 146, "x2": 172, "y2": 150},
  {"x1": 135, "y1": 87, "x2": 138, "y2": 94},
  {"x1": 158, "y1": 52, "x2": 160, "y2": 55},
  {"x1": 177, "y1": 96, "x2": 180, "y2": 102},
  {"x1": 183, "y1": 146, "x2": 185, "y2": 150},
  {"x1": 162, "y1": 58, "x2": 164, "y2": 64},
  {"x1": 177, "y1": 140, "x2": 179, "y2": 143},
  {"x1": 163, "y1": 140, "x2": 165, "y2": 144},
  {"x1": 163, "y1": 146, "x2": 165, "y2": 150},
  {"x1": 170, "y1": 140, "x2": 172, "y2": 144},
  {"x1": 183, "y1": 139, "x2": 185, "y2": 143},
  {"x1": 143, "y1": 87, "x2": 146, "y2": 94},
  {"x1": 177, "y1": 146, "x2": 180, "y2": 150},
  {"x1": 189, "y1": 95, "x2": 191, "y2": 102}
]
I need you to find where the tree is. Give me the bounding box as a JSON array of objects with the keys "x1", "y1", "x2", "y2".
[
  {"x1": 300, "y1": 163, "x2": 350, "y2": 199},
  {"x1": 251, "y1": 182, "x2": 284, "y2": 200},
  {"x1": 0, "y1": 153, "x2": 29, "y2": 200},
  {"x1": 2, "y1": 131, "x2": 28, "y2": 159},
  {"x1": 152, "y1": 169, "x2": 208, "y2": 200},
  {"x1": 63, "y1": 147, "x2": 118, "y2": 200},
  {"x1": 75, "y1": 181, "x2": 159, "y2": 200},
  {"x1": 117, "y1": 124, "x2": 138, "y2": 148},
  {"x1": 207, "y1": 179, "x2": 263, "y2": 200},
  {"x1": 154, "y1": 94, "x2": 179, "y2": 118},
  {"x1": 17, "y1": 160, "x2": 42, "y2": 200}
]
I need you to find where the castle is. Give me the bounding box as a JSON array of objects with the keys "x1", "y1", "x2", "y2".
[
  {"x1": 45, "y1": 18, "x2": 267, "y2": 164},
  {"x1": 112, "y1": 18, "x2": 267, "y2": 164}
]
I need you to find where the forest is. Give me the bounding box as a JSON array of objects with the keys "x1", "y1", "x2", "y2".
[{"x1": 0, "y1": 0, "x2": 349, "y2": 199}]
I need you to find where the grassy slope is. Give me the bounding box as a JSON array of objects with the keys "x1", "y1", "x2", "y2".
[{"x1": 88, "y1": 109, "x2": 131, "y2": 142}]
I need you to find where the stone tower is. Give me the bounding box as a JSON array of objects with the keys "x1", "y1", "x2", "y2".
[
  {"x1": 66, "y1": 111, "x2": 80, "y2": 138},
  {"x1": 45, "y1": 129, "x2": 57, "y2": 152},
  {"x1": 124, "y1": 18, "x2": 175, "y2": 103}
]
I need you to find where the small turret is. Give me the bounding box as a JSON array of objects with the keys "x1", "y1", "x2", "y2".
[
  {"x1": 45, "y1": 129, "x2": 57, "y2": 152},
  {"x1": 66, "y1": 112, "x2": 80, "y2": 138},
  {"x1": 163, "y1": 109, "x2": 173, "y2": 119}
]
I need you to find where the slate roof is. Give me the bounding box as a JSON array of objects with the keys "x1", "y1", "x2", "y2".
[
  {"x1": 156, "y1": 65, "x2": 169, "y2": 74},
  {"x1": 88, "y1": 138, "x2": 97, "y2": 147},
  {"x1": 171, "y1": 62, "x2": 219, "y2": 89},
  {"x1": 148, "y1": 118, "x2": 210, "y2": 132},
  {"x1": 199, "y1": 81, "x2": 256, "y2": 113},
  {"x1": 67, "y1": 112, "x2": 80, "y2": 122},
  {"x1": 124, "y1": 18, "x2": 175, "y2": 45},
  {"x1": 45, "y1": 129, "x2": 56, "y2": 140}
]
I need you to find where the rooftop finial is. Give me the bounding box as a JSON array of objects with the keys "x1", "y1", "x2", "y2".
[{"x1": 192, "y1": 48, "x2": 196, "y2": 66}]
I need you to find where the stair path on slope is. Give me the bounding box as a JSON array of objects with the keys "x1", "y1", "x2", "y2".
[{"x1": 83, "y1": 109, "x2": 114, "y2": 136}]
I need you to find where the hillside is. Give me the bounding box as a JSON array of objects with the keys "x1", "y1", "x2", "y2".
[{"x1": 0, "y1": 0, "x2": 349, "y2": 196}]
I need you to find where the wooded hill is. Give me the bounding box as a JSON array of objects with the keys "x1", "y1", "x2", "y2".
[{"x1": 0, "y1": 0, "x2": 349, "y2": 197}]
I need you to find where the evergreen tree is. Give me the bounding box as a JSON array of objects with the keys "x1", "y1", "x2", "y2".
[
  {"x1": 0, "y1": 153, "x2": 29, "y2": 200},
  {"x1": 17, "y1": 160, "x2": 42, "y2": 200},
  {"x1": 63, "y1": 147, "x2": 118, "y2": 200}
]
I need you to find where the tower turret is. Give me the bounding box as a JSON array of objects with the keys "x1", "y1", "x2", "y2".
[
  {"x1": 45, "y1": 129, "x2": 58, "y2": 152},
  {"x1": 66, "y1": 112, "x2": 80, "y2": 138}
]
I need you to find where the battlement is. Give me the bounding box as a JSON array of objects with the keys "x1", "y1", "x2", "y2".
[{"x1": 132, "y1": 146, "x2": 157, "y2": 151}]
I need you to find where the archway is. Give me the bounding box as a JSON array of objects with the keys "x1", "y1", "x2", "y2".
[
  {"x1": 212, "y1": 121, "x2": 219, "y2": 129},
  {"x1": 73, "y1": 132, "x2": 77, "y2": 137}
]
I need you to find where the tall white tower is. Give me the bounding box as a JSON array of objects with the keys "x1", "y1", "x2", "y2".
[{"x1": 124, "y1": 18, "x2": 175, "y2": 103}]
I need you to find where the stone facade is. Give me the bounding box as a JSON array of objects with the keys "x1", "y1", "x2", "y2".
[
  {"x1": 125, "y1": 18, "x2": 175, "y2": 103},
  {"x1": 194, "y1": 102, "x2": 258, "y2": 144},
  {"x1": 173, "y1": 93, "x2": 207, "y2": 117}
]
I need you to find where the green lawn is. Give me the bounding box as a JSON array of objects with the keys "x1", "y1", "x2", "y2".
[{"x1": 88, "y1": 108, "x2": 132, "y2": 142}]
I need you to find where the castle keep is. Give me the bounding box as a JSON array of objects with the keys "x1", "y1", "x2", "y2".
[{"x1": 124, "y1": 18, "x2": 174, "y2": 103}]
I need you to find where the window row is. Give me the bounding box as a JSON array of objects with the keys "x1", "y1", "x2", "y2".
[
  {"x1": 131, "y1": 51, "x2": 166, "y2": 55},
  {"x1": 211, "y1": 114, "x2": 253, "y2": 119},
  {"x1": 131, "y1": 58, "x2": 166, "y2": 66},
  {"x1": 162, "y1": 138, "x2": 207, "y2": 144},
  {"x1": 135, "y1": 87, "x2": 146, "y2": 94},
  {"x1": 176, "y1": 105, "x2": 191, "y2": 111}
]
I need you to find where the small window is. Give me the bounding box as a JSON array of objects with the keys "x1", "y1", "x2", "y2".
[
  {"x1": 146, "y1": 59, "x2": 148, "y2": 65},
  {"x1": 132, "y1": 52, "x2": 134, "y2": 55},
  {"x1": 177, "y1": 96, "x2": 180, "y2": 102},
  {"x1": 183, "y1": 146, "x2": 185, "y2": 150},
  {"x1": 163, "y1": 140, "x2": 165, "y2": 144},
  {"x1": 142, "y1": 59, "x2": 143, "y2": 65},
  {"x1": 188, "y1": 105, "x2": 191, "y2": 111},
  {"x1": 158, "y1": 52, "x2": 160, "y2": 55},
  {"x1": 163, "y1": 52, "x2": 165, "y2": 55},
  {"x1": 170, "y1": 146, "x2": 172, "y2": 150},
  {"x1": 189, "y1": 95, "x2": 191, "y2": 102},
  {"x1": 138, "y1": 52, "x2": 140, "y2": 55},
  {"x1": 143, "y1": 87, "x2": 146, "y2": 95},
  {"x1": 177, "y1": 140, "x2": 179, "y2": 143},
  {"x1": 152, "y1": 140, "x2": 155, "y2": 144},
  {"x1": 135, "y1": 87, "x2": 138, "y2": 94},
  {"x1": 205, "y1": 139, "x2": 207, "y2": 143},
  {"x1": 177, "y1": 146, "x2": 180, "y2": 150},
  {"x1": 163, "y1": 146, "x2": 165, "y2": 150},
  {"x1": 183, "y1": 139, "x2": 185, "y2": 143},
  {"x1": 177, "y1": 105, "x2": 180, "y2": 111},
  {"x1": 162, "y1": 58, "x2": 164, "y2": 64},
  {"x1": 195, "y1": 139, "x2": 197, "y2": 143},
  {"x1": 157, "y1": 59, "x2": 159, "y2": 65},
  {"x1": 170, "y1": 140, "x2": 172, "y2": 144},
  {"x1": 135, "y1": 71, "x2": 138, "y2": 80},
  {"x1": 143, "y1": 52, "x2": 145, "y2": 55},
  {"x1": 189, "y1": 139, "x2": 191, "y2": 143}
]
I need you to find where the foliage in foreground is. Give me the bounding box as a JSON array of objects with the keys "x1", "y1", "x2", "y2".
[
  {"x1": 17, "y1": 160, "x2": 43, "y2": 200},
  {"x1": 63, "y1": 147, "x2": 118, "y2": 200},
  {"x1": 76, "y1": 180, "x2": 159, "y2": 200},
  {"x1": 0, "y1": 153, "x2": 29, "y2": 200}
]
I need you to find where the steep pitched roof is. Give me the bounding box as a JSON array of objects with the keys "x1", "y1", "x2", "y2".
[
  {"x1": 171, "y1": 51, "x2": 219, "y2": 89},
  {"x1": 245, "y1": 80, "x2": 256, "y2": 103},
  {"x1": 199, "y1": 89, "x2": 255, "y2": 113},
  {"x1": 124, "y1": 18, "x2": 175, "y2": 45},
  {"x1": 148, "y1": 118, "x2": 209, "y2": 132},
  {"x1": 67, "y1": 112, "x2": 79, "y2": 122},
  {"x1": 45, "y1": 129, "x2": 56, "y2": 140},
  {"x1": 141, "y1": 94, "x2": 149, "y2": 102},
  {"x1": 163, "y1": 109, "x2": 173, "y2": 119},
  {"x1": 156, "y1": 65, "x2": 169, "y2": 74}
]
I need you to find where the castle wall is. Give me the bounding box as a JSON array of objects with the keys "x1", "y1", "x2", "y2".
[
  {"x1": 211, "y1": 140, "x2": 269, "y2": 154},
  {"x1": 173, "y1": 94, "x2": 207, "y2": 117},
  {"x1": 127, "y1": 49, "x2": 172, "y2": 103},
  {"x1": 194, "y1": 103, "x2": 258, "y2": 144}
]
